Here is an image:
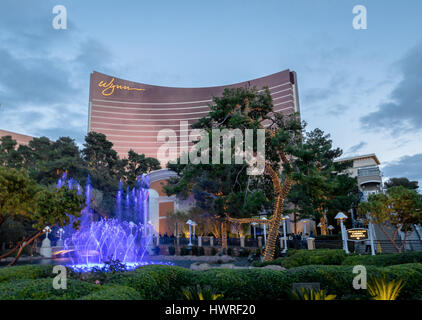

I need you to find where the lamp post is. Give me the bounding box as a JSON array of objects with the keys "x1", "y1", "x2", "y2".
[
  {"x1": 251, "y1": 222, "x2": 258, "y2": 239},
  {"x1": 335, "y1": 212, "x2": 349, "y2": 254},
  {"x1": 328, "y1": 225, "x2": 334, "y2": 235},
  {"x1": 186, "y1": 219, "x2": 193, "y2": 246},
  {"x1": 262, "y1": 217, "x2": 267, "y2": 246},
  {"x1": 191, "y1": 221, "x2": 197, "y2": 239},
  {"x1": 301, "y1": 219, "x2": 309, "y2": 235},
  {"x1": 281, "y1": 215, "x2": 289, "y2": 253}
]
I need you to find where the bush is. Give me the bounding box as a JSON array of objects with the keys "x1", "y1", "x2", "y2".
[
  {"x1": 191, "y1": 246, "x2": 199, "y2": 256},
  {"x1": 168, "y1": 246, "x2": 175, "y2": 255},
  {"x1": 152, "y1": 246, "x2": 160, "y2": 256},
  {"x1": 195, "y1": 268, "x2": 290, "y2": 300},
  {"x1": 104, "y1": 265, "x2": 196, "y2": 300},
  {"x1": 238, "y1": 248, "x2": 250, "y2": 257},
  {"x1": 197, "y1": 247, "x2": 205, "y2": 256},
  {"x1": 253, "y1": 249, "x2": 347, "y2": 268},
  {"x1": 0, "y1": 278, "x2": 99, "y2": 300},
  {"x1": 0, "y1": 264, "x2": 54, "y2": 282},
  {"x1": 284, "y1": 263, "x2": 422, "y2": 300},
  {"x1": 342, "y1": 251, "x2": 422, "y2": 267},
  {"x1": 227, "y1": 248, "x2": 233, "y2": 256},
  {"x1": 80, "y1": 285, "x2": 144, "y2": 300},
  {"x1": 210, "y1": 247, "x2": 218, "y2": 256},
  {"x1": 180, "y1": 247, "x2": 190, "y2": 256},
  {"x1": 382, "y1": 263, "x2": 422, "y2": 300}
]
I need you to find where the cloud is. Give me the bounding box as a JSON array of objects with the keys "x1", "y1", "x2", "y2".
[
  {"x1": 0, "y1": 0, "x2": 114, "y2": 144},
  {"x1": 346, "y1": 141, "x2": 367, "y2": 154},
  {"x1": 360, "y1": 42, "x2": 422, "y2": 135},
  {"x1": 382, "y1": 154, "x2": 422, "y2": 187}
]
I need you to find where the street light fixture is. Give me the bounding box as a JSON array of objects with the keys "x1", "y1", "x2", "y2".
[
  {"x1": 281, "y1": 215, "x2": 289, "y2": 253},
  {"x1": 328, "y1": 225, "x2": 334, "y2": 235},
  {"x1": 251, "y1": 222, "x2": 258, "y2": 239},
  {"x1": 301, "y1": 219, "x2": 309, "y2": 235},
  {"x1": 191, "y1": 221, "x2": 197, "y2": 239},
  {"x1": 186, "y1": 219, "x2": 193, "y2": 246},
  {"x1": 335, "y1": 212, "x2": 349, "y2": 254},
  {"x1": 262, "y1": 217, "x2": 267, "y2": 246}
]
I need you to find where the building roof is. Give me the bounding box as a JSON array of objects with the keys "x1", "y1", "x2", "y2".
[
  {"x1": 0, "y1": 129, "x2": 34, "y2": 146},
  {"x1": 334, "y1": 153, "x2": 380, "y2": 165}
]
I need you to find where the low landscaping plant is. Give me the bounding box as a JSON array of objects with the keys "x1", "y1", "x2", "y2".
[
  {"x1": 342, "y1": 251, "x2": 422, "y2": 267},
  {"x1": 183, "y1": 285, "x2": 224, "y2": 300},
  {"x1": 253, "y1": 249, "x2": 347, "y2": 268},
  {"x1": 168, "y1": 246, "x2": 176, "y2": 255},
  {"x1": 367, "y1": 274, "x2": 405, "y2": 300},
  {"x1": 290, "y1": 288, "x2": 336, "y2": 300},
  {"x1": 1, "y1": 262, "x2": 421, "y2": 300}
]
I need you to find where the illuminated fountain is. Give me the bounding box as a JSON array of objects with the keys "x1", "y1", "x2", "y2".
[{"x1": 57, "y1": 173, "x2": 170, "y2": 272}]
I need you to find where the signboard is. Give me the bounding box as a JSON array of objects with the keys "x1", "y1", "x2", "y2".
[{"x1": 347, "y1": 228, "x2": 368, "y2": 241}]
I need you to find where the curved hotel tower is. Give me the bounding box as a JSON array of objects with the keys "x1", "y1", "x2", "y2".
[{"x1": 88, "y1": 70, "x2": 300, "y2": 162}]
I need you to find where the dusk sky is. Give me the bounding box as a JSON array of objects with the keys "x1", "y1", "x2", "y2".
[{"x1": 0, "y1": 0, "x2": 421, "y2": 186}]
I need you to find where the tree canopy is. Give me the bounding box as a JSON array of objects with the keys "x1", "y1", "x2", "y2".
[
  {"x1": 358, "y1": 186, "x2": 422, "y2": 252},
  {"x1": 384, "y1": 177, "x2": 419, "y2": 190}
]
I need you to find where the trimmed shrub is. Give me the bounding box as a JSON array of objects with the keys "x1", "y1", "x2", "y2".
[
  {"x1": 227, "y1": 248, "x2": 233, "y2": 256},
  {"x1": 197, "y1": 247, "x2": 205, "y2": 256},
  {"x1": 191, "y1": 246, "x2": 199, "y2": 256},
  {"x1": 342, "y1": 251, "x2": 422, "y2": 267},
  {"x1": 0, "y1": 264, "x2": 54, "y2": 282},
  {"x1": 253, "y1": 249, "x2": 347, "y2": 268},
  {"x1": 104, "y1": 265, "x2": 196, "y2": 300},
  {"x1": 0, "y1": 278, "x2": 99, "y2": 300},
  {"x1": 180, "y1": 247, "x2": 190, "y2": 256},
  {"x1": 210, "y1": 247, "x2": 217, "y2": 256},
  {"x1": 382, "y1": 263, "x2": 422, "y2": 300},
  {"x1": 80, "y1": 285, "x2": 144, "y2": 300},
  {"x1": 238, "y1": 248, "x2": 250, "y2": 257},
  {"x1": 195, "y1": 268, "x2": 290, "y2": 300},
  {"x1": 168, "y1": 246, "x2": 176, "y2": 255}
]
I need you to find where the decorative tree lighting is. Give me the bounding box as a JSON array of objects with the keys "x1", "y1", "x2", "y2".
[
  {"x1": 186, "y1": 219, "x2": 193, "y2": 246},
  {"x1": 328, "y1": 225, "x2": 334, "y2": 235},
  {"x1": 335, "y1": 212, "x2": 349, "y2": 254},
  {"x1": 281, "y1": 215, "x2": 289, "y2": 253}
]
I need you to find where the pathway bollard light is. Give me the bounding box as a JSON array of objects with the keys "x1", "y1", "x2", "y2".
[
  {"x1": 335, "y1": 212, "x2": 349, "y2": 254},
  {"x1": 186, "y1": 219, "x2": 193, "y2": 247},
  {"x1": 281, "y1": 215, "x2": 289, "y2": 253}
]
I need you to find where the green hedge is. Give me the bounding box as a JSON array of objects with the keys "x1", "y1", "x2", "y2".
[
  {"x1": 80, "y1": 285, "x2": 144, "y2": 300},
  {"x1": 0, "y1": 264, "x2": 54, "y2": 282},
  {"x1": 104, "y1": 264, "x2": 196, "y2": 300},
  {"x1": 195, "y1": 268, "x2": 290, "y2": 300},
  {"x1": 1, "y1": 263, "x2": 421, "y2": 300},
  {"x1": 342, "y1": 251, "x2": 422, "y2": 267},
  {"x1": 253, "y1": 249, "x2": 347, "y2": 268},
  {"x1": 0, "y1": 278, "x2": 99, "y2": 300}
]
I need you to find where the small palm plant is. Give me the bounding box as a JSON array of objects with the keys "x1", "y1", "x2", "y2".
[
  {"x1": 367, "y1": 275, "x2": 405, "y2": 300},
  {"x1": 290, "y1": 288, "x2": 336, "y2": 300},
  {"x1": 183, "y1": 285, "x2": 224, "y2": 300}
]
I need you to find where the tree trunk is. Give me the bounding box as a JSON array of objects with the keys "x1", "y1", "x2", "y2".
[
  {"x1": 0, "y1": 231, "x2": 40, "y2": 260},
  {"x1": 8, "y1": 231, "x2": 43, "y2": 266},
  {"x1": 263, "y1": 177, "x2": 292, "y2": 262},
  {"x1": 0, "y1": 215, "x2": 7, "y2": 228},
  {"x1": 221, "y1": 221, "x2": 227, "y2": 253}
]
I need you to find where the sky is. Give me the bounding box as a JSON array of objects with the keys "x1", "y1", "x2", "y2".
[{"x1": 0, "y1": 0, "x2": 421, "y2": 186}]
